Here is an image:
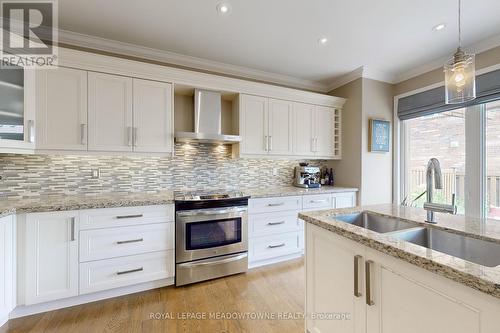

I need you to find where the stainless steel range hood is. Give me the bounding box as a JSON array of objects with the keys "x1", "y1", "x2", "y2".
[{"x1": 175, "y1": 89, "x2": 242, "y2": 144}]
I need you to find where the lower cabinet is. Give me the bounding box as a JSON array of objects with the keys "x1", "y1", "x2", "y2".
[
  {"x1": 25, "y1": 211, "x2": 79, "y2": 305},
  {"x1": 306, "y1": 223, "x2": 500, "y2": 333},
  {"x1": 0, "y1": 215, "x2": 14, "y2": 327},
  {"x1": 22, "y1": 205, "x2": 175, "y2": 307}
]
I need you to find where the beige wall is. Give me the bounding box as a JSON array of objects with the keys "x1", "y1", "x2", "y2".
[
  {"x1": 394, "y1": 45, "x2": 500, "y2": 96},
  {"x1": 329, "y1": 79, "x2": 363, "y2": 202},
  {"x1": 329, "y1": 78, "x2": 393, "y2": 205}
]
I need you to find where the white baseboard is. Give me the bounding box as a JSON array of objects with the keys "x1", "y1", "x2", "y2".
[
  {"x1": 248, "y1": 252, "x2": 303, "y2": 269},
  {"x1": 10, "y1": 277, "x2": 174, "y2": 319}
]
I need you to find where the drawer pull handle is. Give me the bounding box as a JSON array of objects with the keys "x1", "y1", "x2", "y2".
[
  {"x1": 117, "y1": 238, "x2": 143, "y2": 245},
  {"x1": 267, "y1": 221, "x2": 285, "y2": 226},
  {"x1": 117, "y1": 267, "x2": 144, "y2": 275},
  {"x1": 268, "y1": 243, "x2": 285, "y2": 248},
  {"x1": 267, "y1": 203, "x2": 285, "y2": 207},
  {"x1": 116, "y1": 214, "x2": 144, "y2": 219},
  {"x1": 310, "y1": 199, "x2": 328, "y2": 203}
]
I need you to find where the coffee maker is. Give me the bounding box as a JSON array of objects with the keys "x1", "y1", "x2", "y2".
[{"x1": 293, "y1": 165, "x2": 321, "y2": 188}]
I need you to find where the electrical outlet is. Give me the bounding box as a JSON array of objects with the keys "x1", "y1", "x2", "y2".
[
  {"x1": 91, "y1": 169, "x2": 100, "y2": 179},
  {"x1": 272, "y1": 168, "x2": 278, "y2": 176}
]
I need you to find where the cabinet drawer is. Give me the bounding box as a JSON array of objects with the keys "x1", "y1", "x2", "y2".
[
  {"x1": 80, "y1": 205, "x2": 174, "y2": 230},
  {"x1": 249, "y1": 212, "x2": 300, "y2": 237},
  {"x1": 79, "y1": 250, "x2": 174, "y2": 294},
  {"x1": 80, "y1": 222, "x2": 174, "y2": 262},
  {"x1": 249, "y1": 196, "x2": 302, "y2": 214},
  {"x1": 302, "y1": 194, "x2": 333, "y2": 210},
  {"x1": 249, "y1": 231, "x2": 301, "y2": 263}
]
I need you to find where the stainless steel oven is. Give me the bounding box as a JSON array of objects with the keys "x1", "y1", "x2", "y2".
[{"x1": 175, "y1": 192, "x2": 249, "y2": 286}]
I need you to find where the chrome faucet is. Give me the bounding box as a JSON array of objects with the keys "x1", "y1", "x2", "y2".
[{"x1": 423, "y1": 158, "x2": 457, "y2": 223}]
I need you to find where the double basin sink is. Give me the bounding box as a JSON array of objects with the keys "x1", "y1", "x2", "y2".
[{"x1": 333, "y1": 212, "x2": 500, "y2": 267}]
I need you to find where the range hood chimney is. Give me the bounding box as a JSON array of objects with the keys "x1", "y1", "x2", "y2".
[{"x1": 175, "y1": 89, "x2": 242, "y2": 144}]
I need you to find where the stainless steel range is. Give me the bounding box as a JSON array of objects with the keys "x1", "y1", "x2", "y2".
[{"x1": 174, "y1": 190, "x2": 250, "y2": 286}]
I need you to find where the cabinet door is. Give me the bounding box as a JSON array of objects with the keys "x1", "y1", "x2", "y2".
[
  {"x1": 268, "y1": 98, "x2": 293, "y2": 155},
  {"x1": 365, "y1": 248, "x2": 482, "y2": 333},
  {"x1": 292, "y1": 102, "x2": 315, "y2": 156},
  {"x1": 306, "y1": 223, "x2": 366, "y2": 333},
  {"x1": 88, "y1": 72, "x2": 133, "y2": 152},
  {"x1": 240, "y1": 94, "x2": 268, "y2": 155},
  {"x1": 133, "y1": 79, "x2": 173, "y2": 153},
  {"x1": 315, "y1": 105, "x2": 335, "y2": 157},
  {"x1": 36, "y1": 67, "x2": 88, "y2": 150},
  {"x1": 0, "y1": 216, "x2": 13, "y2": 325},
  {"x1": 25, "y1": 211, "x2": 79, "y2": 305}
]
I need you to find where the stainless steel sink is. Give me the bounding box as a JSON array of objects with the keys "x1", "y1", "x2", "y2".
[
  {"x1": 333, "y1": 212, "x2": 419, "y2": 233},
  {"x1": 391, "y1": 227, "x2": 500, "y2": 267}
]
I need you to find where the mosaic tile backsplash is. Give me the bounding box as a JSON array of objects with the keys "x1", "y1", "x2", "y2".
[{"x1": 0, "y1": 143, "x2": 327, "y2": 199}]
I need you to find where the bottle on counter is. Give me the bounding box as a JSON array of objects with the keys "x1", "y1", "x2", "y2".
[
  {"x1": 324, "y1": 168, "x2": 330, "y2": 186},
  {"x1": 329, "y1": 168, "x2": 335, "y2": 186},
  {"x1": 320, "y1": 168, "x2": 326, "y2": 185}
]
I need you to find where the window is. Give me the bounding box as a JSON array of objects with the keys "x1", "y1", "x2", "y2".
[
  {"x1": 400, "y1": 100, "x2": 500, "y2": 219},
  {"x1": 404, "y1": 110, "x2": 466, "y2": 214}
]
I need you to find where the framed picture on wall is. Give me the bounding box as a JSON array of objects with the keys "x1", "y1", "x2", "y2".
[{"x1": 369, "y1": 119, "x2": 390, "y2": 152}]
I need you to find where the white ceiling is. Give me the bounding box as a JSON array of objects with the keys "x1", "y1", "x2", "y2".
[{"x1": 58, "y1": 0, "x2": 500, "y2": 91}]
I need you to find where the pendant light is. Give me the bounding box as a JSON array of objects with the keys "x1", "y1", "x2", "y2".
[{"x1": 444, "y1": 0, "x2": 476, "y2": 104}]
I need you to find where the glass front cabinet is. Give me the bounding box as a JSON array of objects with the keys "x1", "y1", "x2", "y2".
[{"x1": 0, "y1": 62, "x2": 36, "y2": 153}]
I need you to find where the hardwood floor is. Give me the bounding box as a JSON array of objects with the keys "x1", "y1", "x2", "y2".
[{"x1": 2, "y1": 258, "x2": 305, "y2": 333}]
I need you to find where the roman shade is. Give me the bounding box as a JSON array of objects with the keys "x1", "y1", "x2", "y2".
[{"x1": 397, "y1": 68, "x2": 500, "y2": 120}]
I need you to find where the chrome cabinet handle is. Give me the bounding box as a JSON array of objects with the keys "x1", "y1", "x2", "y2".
[
  {"x1": 268, "y1": 243, "x2": 285, "y2": 248},
  {"x1": 267, "y1": 221, "x2": 285, "y2": 225},
  {"x1": 117, "y1": 238, "x2": 143, "y2": 245},
  {"x1": 354, "y1": 255, "x2": 362, "y2": 297},
  {"x1": 267, "y1": 202, "x2": 285, "y2": 207},
  {"x1": 116, "y1": 267, "x2": 143, "y2": 275},
  {"x1": 127, "y1": 126, "x2": 132, "y2": 146},
  {"x1": 27, "y1": 120, "x2": 35, "y2": 143},
  {"x1": 365, "y1": 260, "x2": 374, "y2": 306},
  {"x1": 133, "y1": 127, "x2": 138, "y2": 147},
  {"x1": 310, "y1": 199, "x2": 328, "y2": 203},
  {"x1": 178, "y1": 253, "x2": 247, "y2": 267},
  {"x1": 80, "y1": 124, "x2": 87, "y2": 145},
  {"x1": 70, "y1": 217, "x2": 76, "y2": 242},
  {"x1": 116, "y1": 214, "x2": 143, "y2": 219},
  {"x1": 269, "y1": 135, "x2": 273, "y2": 151}
]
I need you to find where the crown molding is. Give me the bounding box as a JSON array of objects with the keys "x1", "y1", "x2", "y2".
[
  {"x1": 57, "y1": 29, "x2": 329, "y2": 93},
  {"x1": 395, "y1": 32, "x2": 500, "y2": 83},
  {"x1": 325, "y1": 66, "x2": 397, "y2": 92}
]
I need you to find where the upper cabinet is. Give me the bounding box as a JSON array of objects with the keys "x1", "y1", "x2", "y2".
[
  {"x1": 88, "y1": 72, "x2": 133, "y2": 152},
  {"x1": 36, "y1": 67, "x2": 88, "y2": 151},
  {"x1": 133, "y1": 79, "x2": 173, "y2": 153},
  {"x1": 240, "y1": 94, "x2": 341, "y2": 159},
  {"x1": 0, "y1": 64, "x2": 36, "y2": 153}
]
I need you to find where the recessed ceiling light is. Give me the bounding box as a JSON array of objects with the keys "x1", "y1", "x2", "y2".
[
  {"x1": 216, "y1": 3, "x2": 231, "y2": 14},
  {"x1": 433, "y1": 23, "x2": 446, "y2": 31},
  {"x1": 318, "y1": 37, "x2": 328, "y2": 45}
]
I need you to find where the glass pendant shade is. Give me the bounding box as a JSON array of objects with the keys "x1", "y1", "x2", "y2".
[{"x1": 444, "y1": 47, "x2": 476, "y2": 104}]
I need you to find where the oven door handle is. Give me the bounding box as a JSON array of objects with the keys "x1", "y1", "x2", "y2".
[
  {"x1": 176, "y1": 207, "x2": 247, "y2": 217},
  {"x1": 177, "y1": 253, "x2": 248, "y2": 267}
]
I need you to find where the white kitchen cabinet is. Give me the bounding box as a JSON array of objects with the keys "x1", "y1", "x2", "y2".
[
  {"x1": 239, "y1": 94, "x2": 268, "y2": 155},
  {"x1": 306, "y1": 223, "x2": 500, "y2": 333},
  {"x1": 306, "y1": 223, "x2": 366, "y2": 333},
  {"x1": 292, "y1": 102, "x2": 315, "y2": 157},
  {"x1": 24, "y1": 211, "x2": 79, "y2": 305},
  {"x1": 333, "y1": 192, "x2": 357, "y2": 208},
  {"x1": 268, "y1": 98, "x2": 293, "y2": 155},
  {"x1": 88, "y1": 72, "x2": 133, "y2": 152},
  {"x1": 315, "y1": 105, "x2": 335, "y2": 157},
  {"x1": 36, "y1": 67, "x2": 88, "y2": 151},
  {"x1": 0, "y1": 215, "x2": 14, "y2": 327},
  {"x1": 132, "y1": 79, "x2": 173, "y2": 153}
]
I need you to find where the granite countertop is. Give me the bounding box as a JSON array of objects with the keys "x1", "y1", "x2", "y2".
[
  {"x1": 0, "y1": 185, "x2": 358, "y2": 217},
  {"x1": 245, "y1": 185, "x2": 358, "y2": 199},
  {"x1": 299, "y1": 204, "x2": 500, "y2": 299}
]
